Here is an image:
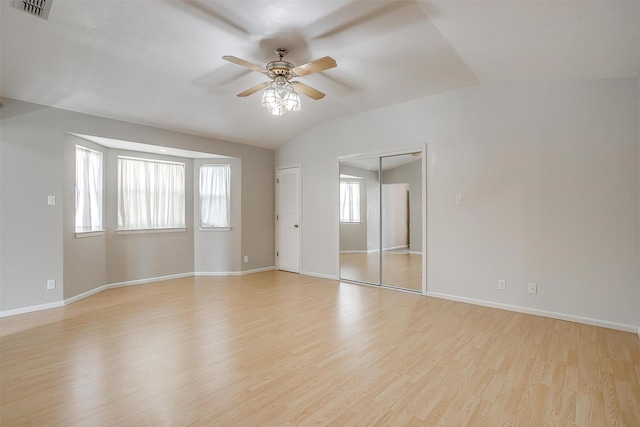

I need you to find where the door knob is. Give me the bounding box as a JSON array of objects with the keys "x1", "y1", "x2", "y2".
[{"x1": 294, "y1": 224, "x2": 299, "y2": 228}]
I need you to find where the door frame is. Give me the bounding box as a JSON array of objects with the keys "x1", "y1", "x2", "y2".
[
  {"x1": 337, "y1": 145, "x2": 427, "y2": 295},
  {"x1": 275, "y1": 164, "x2": 302, "y2": 273}
]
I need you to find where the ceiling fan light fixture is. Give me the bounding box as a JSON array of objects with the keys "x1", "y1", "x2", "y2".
[
  {"x1": 270, "y1": 104, "x2": 286, "y2": 116},
  {"x1": 282, "y1": 90, "x2": 301, "y2": 112},
  {"x1": 262, "y1": 84, "x2": 280, "y2": 110},
  {"x1": 260, "y1": 78, "x2": 301, "y2": 115},
  {"x1": 262, "y1": 84, "x2": 285, "y2": 115}
]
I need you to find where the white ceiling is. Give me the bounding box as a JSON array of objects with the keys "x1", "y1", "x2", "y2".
[{"x1": 2, "y1": 1, "x2": 639, "y2": 150}]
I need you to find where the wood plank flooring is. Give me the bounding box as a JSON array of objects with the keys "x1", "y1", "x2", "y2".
[{"x1": 1, "y1": 271, "x2": 639, "y2": 426}]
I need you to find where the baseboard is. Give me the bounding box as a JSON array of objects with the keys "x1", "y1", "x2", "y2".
[
  {"x1": 195, "y1": 266, "x2": 276, "y2": 276},
  {"x1": 426, "y1": 291, "x2": 638, "y2": 333},
  {"x1": 383, "y1": 245, "x2": 409, "y2": 251},
  {"x1": 241, "y1": 266, "x2": 276, "y2": 275},
  {"x1": 64, "y1": 284, "x2": 110, "y2": 305},
  {"x1": 300, "y1": 270, "x2": 339, "y2": 280},
  {"x1": 106, "y1": 272, "x2": 193, "y2": 288},
  {"x1": 64, "y1": 273, "x2": 194, "y2": 306},
  {"x1": 0, "y1": 300, "x2": 65, "y2": 317},
  {"x1": 196, "y1": 271, "x2": 242, "y2": 276},
  {"x1": 341, "y1": 249, "x2": 422, "y2": 255},
  {"x1": 637, "y1": 327, "x2": 640, "y2": 341}
]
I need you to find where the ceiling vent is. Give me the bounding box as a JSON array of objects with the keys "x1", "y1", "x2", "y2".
[{"x1": 14, "y1": 0, "x2": 52, "y2": 20}]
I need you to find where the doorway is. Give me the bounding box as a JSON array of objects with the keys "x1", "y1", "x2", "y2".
[
  {"x1": 276, "y1": 166, "x2": 301, "y2": 273},
  {"x1": 339, "y1": 150, "x2": 425, "y2": 293}
]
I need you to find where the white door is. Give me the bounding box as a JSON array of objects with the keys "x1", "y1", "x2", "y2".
[{"x1": 277, "y1": 167, "x2": 300, "y2": 273}]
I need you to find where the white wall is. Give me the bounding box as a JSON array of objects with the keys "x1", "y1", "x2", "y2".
[
  {"x1": 381, "y1": 183, "x2": 410, "y2": 250},
  {"x1": 276, "y1": 78, "x2": 640, "y2": 330},
  {"x1": 63, "y1": 135, "x2": 107, "y2": 299},
  {"x1": 1, "y1": 98, "x2": 274, "y2": 313},
  {"x1": 194, "y1": 157, "x2": 242, "y2": 273},
  {"x1": 382, "y1": 159, "x2": 423, "y2": 253},
  {"x1": 104, "y1": 149, "x2": 195, "y2": 285},
  {"x1": 1, "y1": 101, "x2": 66, "y2": 310}
]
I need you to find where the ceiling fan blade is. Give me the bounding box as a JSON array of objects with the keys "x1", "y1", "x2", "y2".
[
  {"x1": 291, "y1": 56, "x2": 337, "y2": 77},
  {"x1": 180, "y1": 1, "x2": 250, "y2": 37},
  {"x1": 222, "y1": 56, "x2": 268, "y2": 74},
  {"x1": 308, "y1": 2, "x2": 423, "y2": 43},
  {"x1": 291, "y1": 81, "x2": 326, "y2": 100},
  {"x1": 237, "y1": 82, "x2": 270, "y2": 97}
]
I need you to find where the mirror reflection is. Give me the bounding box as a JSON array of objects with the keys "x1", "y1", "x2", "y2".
[
  {"x1": 339, "y1": 158, "x2": 380, "y2": 284},
  {"x1": 339, "y1": 152, "x2": 422, "y2": 292},
  {"x1": 381, "y1": 153, "x2": 422, "y2": 291}
]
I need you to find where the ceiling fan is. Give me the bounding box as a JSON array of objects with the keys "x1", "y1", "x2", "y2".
[{"x1": 222, "y1": 48, "x2": 337, "y2": 115}]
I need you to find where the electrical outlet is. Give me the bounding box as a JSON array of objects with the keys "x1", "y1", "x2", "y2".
[
  {"x1": 47, "y1": 279, "x2": 56, "y2": 290},
  {"x1": 528, "y1": 283, "x2": 537, "y2": 295},
  {"x1": 244, "y1": 256, "x2": 248, "y2": 263},
  {"x1": 498, "y1": 280, "x2": 506, "y2": 290}
]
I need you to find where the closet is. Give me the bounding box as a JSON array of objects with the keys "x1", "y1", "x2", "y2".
[{"x1": 339, "y1": 150, "x2": 424, "y2": 293}]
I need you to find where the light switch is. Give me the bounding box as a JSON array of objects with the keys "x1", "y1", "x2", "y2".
[
  {"x1": 455, "y1": 195, "x2": 463, "y2": 205},
  {"x1": 47, "y1": 195, "x2": 56, "y2": 205}
]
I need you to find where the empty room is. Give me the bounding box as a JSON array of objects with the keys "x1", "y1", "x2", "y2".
[{"x1": 1, "y1": 0, "x2": 639, "y2": 425}]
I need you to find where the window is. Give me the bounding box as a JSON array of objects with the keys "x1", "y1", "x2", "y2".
[
  {"x1": 199, "y1": 164, "x2": 230, "y2": 228},
  {"x1": 117, "y1": 156, "x2": 185, "y2": 230},
  {"x1": 75, "y1": 146, "x2": 103, "y2": 233},
  {"x1": 340, "y1": 181, "x2": 361, "y2": 223}
]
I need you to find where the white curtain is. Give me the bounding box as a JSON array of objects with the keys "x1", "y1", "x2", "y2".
[
  {"x1": 340, "y1": 181, "x2": 360, "y2": 223},
  {"x1": 200, "y1": 164, "x2": 230, "y2": 227},
  {"x1": 117, "y1": 157, "x2": 185, "y2": 230},
  {"x1": 75, "y1": 146, "x2": 103, "y2": 232}
]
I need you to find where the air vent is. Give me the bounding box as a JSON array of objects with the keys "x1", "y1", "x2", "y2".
[{"x1": 14, "y1": 0, "x2": 52, "y2": 20}]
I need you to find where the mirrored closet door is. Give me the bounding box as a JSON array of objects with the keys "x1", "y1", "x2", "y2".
[
  {"x1": 380, "y1": 153, "x2": 422, "y2": 291},
  {"x1": 339, "y1": 157, "x2": 381, "y2": 284},
  {"x1": 339, "y1": 151, "x2": 423, "y2": 292}
]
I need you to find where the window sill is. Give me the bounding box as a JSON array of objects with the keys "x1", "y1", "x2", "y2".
[
  {"x1": 116, "y1": 228, "x2": 187, "y2": 235},
  {"x1": 75, "y1": 230, "x2": 105, "y2": 238},
  {"x1": 340, "y1": 222, "x2": 361, "y2": 225},
  {"x1": 198, "y1": 226, "x2": 231, "y2": 232}
]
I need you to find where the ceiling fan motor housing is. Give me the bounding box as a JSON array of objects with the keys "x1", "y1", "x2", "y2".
[{"x1": 266, "y1": 60, "x2": 294, "y2": 78}]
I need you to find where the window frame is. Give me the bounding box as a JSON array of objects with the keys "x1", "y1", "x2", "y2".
[
  {"x1": 199, "y1": 163, "x2": 231, "y2": 231},
  {"x1": 75, "y1": 145, "x2": 104, "y2": 236},
  {"x1": 116, "y1": 155, "x2": 186, "y2": 232}
]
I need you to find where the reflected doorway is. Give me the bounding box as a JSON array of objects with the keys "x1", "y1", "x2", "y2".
[{"x1": 339, "y1": 151, "x2": 424, "y2": 293}]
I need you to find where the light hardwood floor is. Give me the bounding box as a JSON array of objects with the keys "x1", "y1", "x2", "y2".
[{"x1": 1, "y1": 271, "x2": 639, "y2": 426}]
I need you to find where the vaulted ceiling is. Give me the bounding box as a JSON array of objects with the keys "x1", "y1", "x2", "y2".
[{"x1": 1, "y1": 1, "x2": 639, "y2": 149}]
